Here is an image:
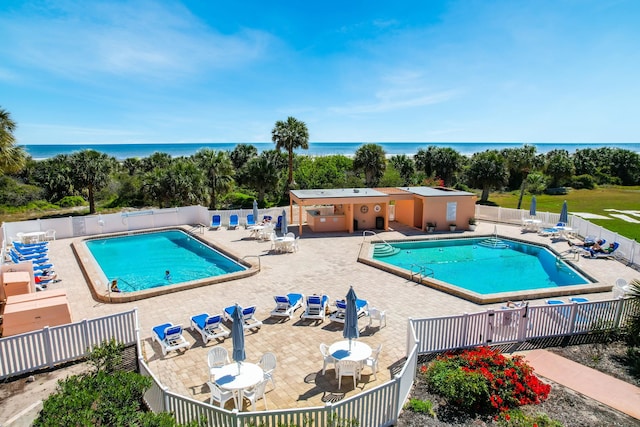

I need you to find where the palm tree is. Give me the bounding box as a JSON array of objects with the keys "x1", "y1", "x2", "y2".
[
  {"x1": 69, "y1": 150, "x2": 115, "y2": 214},
  {"x1": 353, "y1": 144, "x2": 386, "y2": 187},
  {"x1": 272, "y1": 116, "x2": 309, "y2": 188},
  {"x1": 0, "y1": 107, "x2": 26, "y2": 175},
  {"x1": 245, "y1": 154, "x2": 280, "y2": 205},
  {"x1": 193, "y1": 149, "x2": 234, "y2": 209},
  {"x1": 501, "y1": 145, "x2": 541, "y2": 209},
  {"x1": 466, "y1": 150, "x2": 508, "y2": 202}
]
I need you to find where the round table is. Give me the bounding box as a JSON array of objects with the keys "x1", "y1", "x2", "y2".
[
  {"x1": 329, "y1": 340, "x2": 372, "y2": 362},
  {"x1": 211, "y1": 362, "x2": 264, "y2": 409}
]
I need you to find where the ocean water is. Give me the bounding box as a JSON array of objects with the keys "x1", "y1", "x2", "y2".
[{"x1": 19, "y1": 142, "x2": 640, "y2": 161}]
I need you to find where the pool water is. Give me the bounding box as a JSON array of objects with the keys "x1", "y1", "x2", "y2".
[
  {"x1": 373, "y1": 238, "x2": 589, "y2": 294},
  {"x1": 86, "y1": 230, "x2": 246, "y2": 292}
]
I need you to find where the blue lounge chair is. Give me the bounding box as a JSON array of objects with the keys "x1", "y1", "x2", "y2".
[
  {"x1": 152, "y1": 323, "x2": 190, "y2": 356},
  {"x1": 329, "y1": 298, "x2": 369, "y2": 324},
  {"x1": 301, "y1": 294, "x2": 330, "y2": 322},
  {"x1": 190, "y1": 313, "x2": 230, "y2": 344},
  {"x1": 263, "y1": 215, "x2": 272, "y2": 223},
  {"x1": 246, "y1": 214, "x2": 256, "y2": 227},
  {"x1": 586, "y1": 242, "x2": 619, "y2": 259},
  {"x1": 222, "y1": 305, "x2": 263, "y2": 330},
  {"x1": 270, "y1": 293, "x2": 304, "y2": 319},
  {"x1": 228, "y1": 214, "x2": 239, "y2": 229},
  {"x1": 210, "y1": 215, "x2": 221, "y2": 230}
]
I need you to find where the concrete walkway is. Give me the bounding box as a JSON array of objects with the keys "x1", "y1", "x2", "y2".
[{"x1": 525, "y1": 349, "x2": 640, "y2": 420}]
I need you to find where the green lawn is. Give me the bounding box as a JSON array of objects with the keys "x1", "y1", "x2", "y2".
[{"x1": 484, "y1": 186, "x2": 640, "y2": 242}]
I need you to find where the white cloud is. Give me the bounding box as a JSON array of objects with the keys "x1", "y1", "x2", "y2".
[
  {"x1": 0, "y1": 1, "x2": 274, "y2": 83},
  {"x1": 330, "y1": 88, "x2": 460, "y2": 115}
]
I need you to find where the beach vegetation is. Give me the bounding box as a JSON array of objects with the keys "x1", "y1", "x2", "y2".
[
  {"x1": 68, "y1": 150, "x2": 116, "y2": 214},
  {"x1": 193, "y1": 148, "x2": 235, "y2": 209},
  {"x1": 35, "y1": 339, "x2": 201, "y2": 427},
  {"x1": 501, "y1": 145, "x2": 543, "y2": 210}
]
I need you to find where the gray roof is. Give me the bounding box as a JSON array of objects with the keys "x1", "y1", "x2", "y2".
[
  {"x1": 291, "y1": 188, "x2": 388, "y2": 199},
  {"x1": 400, "y1": 187, "x2": 475, "y2": 197}
]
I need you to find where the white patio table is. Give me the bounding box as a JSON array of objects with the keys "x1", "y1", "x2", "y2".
[
  {"x1": 329, "y1": 340, "x2": 372, "y2": 363},
  {"x1": 210, "y1": 362, "x2": 264, "y2": 410},
  {"x1": 20, "y1": 231, "x2": 46, "y2": 243}
]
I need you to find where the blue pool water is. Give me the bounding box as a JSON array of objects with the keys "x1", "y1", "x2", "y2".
[
  {"x1": 373, "y1": 238, "x2": 589, "y2": 294},
  {"x1": 86, "y1": 230, "x2": 246, "y2": 292}
]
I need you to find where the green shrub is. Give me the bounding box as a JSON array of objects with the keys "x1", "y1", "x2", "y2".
[
  {"x1": 571, "y1": 174, "x2": 596, "y2": 190},
  {"x1": 405, "y1": 398, "x2": 436, "y2": 416},
  {"x1": 57, "y1": 195, "x2": 86, "y2": 207},
  {"x1": 425, "y1": 361, "x2": 489, "y2": 412},
  {"x1": 495, "y1": 409, "x2": 563, "y2": 426},
  {"x1": 424, "y1": 347, "x2": 551, "y2": 414}
]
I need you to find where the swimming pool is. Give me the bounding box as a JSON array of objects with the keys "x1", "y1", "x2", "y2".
[
  {"x1": 75, "y1": 229, "x2": 257, "y2": 302},
  {"x1": 360, "y1": 236, "x2": 603, "y2": 304}
]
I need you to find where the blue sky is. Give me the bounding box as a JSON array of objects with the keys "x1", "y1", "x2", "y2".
[{"x1": 1, "y1": 0, "x2": 639, "y2": 145}]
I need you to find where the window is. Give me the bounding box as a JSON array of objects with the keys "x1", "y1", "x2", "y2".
[{"x1": 446, "y1": 202, "x2": 457, "y2": 222}]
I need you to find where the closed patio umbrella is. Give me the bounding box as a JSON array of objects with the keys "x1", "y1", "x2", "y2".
[
  {"x1": 281, "y1": 209, "x2": 288, "y2": 235},
  {"x1": 252, "y1": 200, "x2": 259, "y2": 224},
  {"x1": 343, "y1": 286, "x2": 360, "y2": 350},
  {"x1": 559, "y1": 200, "x2": 568, "y2": 225},
  {"x1": 529, "y1": 196, "x2": 537, "y2": 217},
  {"x1": 231, "y1": 304, "x2": 245, "y2": 371}
]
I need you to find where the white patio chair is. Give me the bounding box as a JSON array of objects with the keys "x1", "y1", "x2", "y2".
[
  {"x1": 362, "y1": 344, "x2": 382, "y2": 380},
  {"x1": 208, "y1": 346, "x2": 230, "y2": 379},
  {"x1": 337, "y1": 359, "x2": 361, "y2": 389},
  {"x1": 45, "y1": 229, "x2": 56, "y2": 241},
  {"x1": 258, "y1": 352, "x2": 277, "y2": 389},
  {"x1": 368, "y1": 307, "x2": 387, "y2": 328},
  {"x1": 206, "y1": 381, "x2": 234, "y2": 408},
  {"x1": 319, "y1": 343, "x2": 336, "y2": 376},
  {"x1": 243, "y1": 379, "x2": 269, "y2": 411}
]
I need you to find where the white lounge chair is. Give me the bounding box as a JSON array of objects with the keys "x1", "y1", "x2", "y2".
[
  {"x1": 301, "y1": 294, "x2": 329, "y2": 322},
  {"x1": 223, "y1": 305, "x2": 263, "y2": 330},
  {"x1": 270, "y1": 293, "x2": 304, "y2": 319},
  {"x1": 329, "y1": 298, "x2": 369, "y2": 324},
  {"x1": 152, "y1": 323, "x2": 190, "y2": 356},
  {"x1": 190, "y1": 313, "x2": 230, "y2": 344}
]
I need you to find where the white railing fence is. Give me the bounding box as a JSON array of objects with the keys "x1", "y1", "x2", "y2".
[
  {"x1": 475, "y1": 205, "x2": 639, "y2": 267},
  {"x1": 410, "y1": 298, "x2": 636, "y2": 354},
  {"x1": 2, "y1": 206, "x2": 303, "y2": 245},
  {"x1": 0, "y1": 309, "x2": 137, "y2": 379}
]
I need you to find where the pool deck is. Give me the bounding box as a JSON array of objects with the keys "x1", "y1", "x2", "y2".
[{"x1": 16, "y1": 221, "x2": 640, "y2": 411}]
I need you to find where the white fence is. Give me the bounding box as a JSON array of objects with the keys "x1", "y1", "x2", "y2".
[
  {"x1": 410, "y1": 297, "x2": 636, "y2": 354},
  {"x1": 475, "y1": 205, "x2": 640, "y2": 267},
  {"x1": 0, "y1": 309, "x2": 137, "y2": 379}
]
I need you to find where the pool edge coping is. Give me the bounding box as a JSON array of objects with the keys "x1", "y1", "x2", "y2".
[
  {"x1": 358, "y1": 234, "x2": 612, "y2": 304},
  {"x1": 72, "y1": 226, "x2": 260, "y2": 303}
]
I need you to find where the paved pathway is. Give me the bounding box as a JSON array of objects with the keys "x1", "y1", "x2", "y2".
[{"x1": 525, "y1": 349, "x2": 640, "y2": 420}]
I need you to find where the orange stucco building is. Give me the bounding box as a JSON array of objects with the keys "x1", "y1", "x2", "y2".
[{"x1": 289, "y1": 186, "x2": 477, "y2": 235}]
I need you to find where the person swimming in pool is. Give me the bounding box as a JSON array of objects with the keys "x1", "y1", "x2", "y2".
[{"x1": 165, "y1": 270, "x2": 171, "y2": 281}]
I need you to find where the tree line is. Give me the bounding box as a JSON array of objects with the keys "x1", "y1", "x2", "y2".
[{"x1": 1, "y1": 107, "x2": 639, "y2": 215}]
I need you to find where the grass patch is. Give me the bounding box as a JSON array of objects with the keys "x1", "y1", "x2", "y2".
[{"x1": 486, "y1": 186, "x2": 640, "y2": 241}]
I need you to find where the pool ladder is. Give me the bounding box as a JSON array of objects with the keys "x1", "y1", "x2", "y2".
[
  {"x1": 362, "y1": 230, "x2": 396, "y2": 254},
  {"x1": 410, "y1": 264, "x2": 435, "y2": 283}
]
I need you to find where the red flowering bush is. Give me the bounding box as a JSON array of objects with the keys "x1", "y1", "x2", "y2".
[{"x1": 423, "y1": 347, "x2": 551, "y2": 414}]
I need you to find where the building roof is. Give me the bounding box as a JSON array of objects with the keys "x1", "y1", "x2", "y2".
[
  {"x1": 290, "y1": 188, "x2": 388, "y2": 200},
  {"x1": 401, "y1": 186, "x2": 475, "y2": 197}
]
